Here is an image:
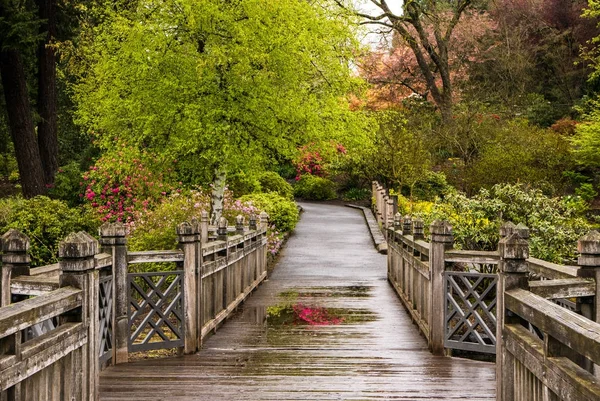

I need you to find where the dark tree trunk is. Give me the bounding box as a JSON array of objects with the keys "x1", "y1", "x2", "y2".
[
  {"x1": 36, "y1": 0, "x2": 58, "y2": 186},
  {"x1": 0, "y1": 50, "x2": 47, "y2": 198}
]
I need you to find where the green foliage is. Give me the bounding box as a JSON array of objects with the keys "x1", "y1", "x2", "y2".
[
  {"x1": 404, "y1": 184, "x2": 591, "y2": 263},
  {"x1": 73, "y1": 0, "x2": 370, "y2": 187},
  {"x1": 342, "y1": 187, "x2": 371, "y2": 201},
  {"x1": 293, "y1": 175, "x2": 337, "y2": 201},
  {"x1": 463, "y1": 119, "x2": 572, "y2": 194},
  {"x1": 239, "y1": 192, "x2": 299, "y2": 233},
  {"x1": 227, "y1": 171, "x2": 261, "y2": 197},
  {"x1": 257, "y1": 171, "x2": 293, "y2": 200},
  {"x1": 127, "y1": 189, "x2": 211, "y2": 252},
  {"x1": 0, "y1": 196, "x2": 99, "y2": 267},
  {"x1": 48, "y1": 162, "x2": 84, "y2": 206}
]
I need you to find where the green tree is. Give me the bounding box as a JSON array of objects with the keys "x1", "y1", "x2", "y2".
[{"x1": 74, "y1": 0, "x2": 369, "y2": 221}]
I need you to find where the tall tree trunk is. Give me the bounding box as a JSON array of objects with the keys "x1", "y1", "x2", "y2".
[
  {"x1": 0, "y1": 50, "x2": 47, "y2": 198},
  {"x1": 36, "y1": 0, "x2": 58, "y2": 186},
  {"x1": 210, "y1": 166, "x2": 227, "y2": 225}
]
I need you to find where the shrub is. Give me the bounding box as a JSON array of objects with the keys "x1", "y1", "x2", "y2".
[
  {"x1": 405, "y1": 184, "x2": 592, "y2": 263},
  {"x1": 82, "y1": 145, "x2": 178, "y2": 223},
  {"x1": 293, "y1": 175, "x2": 337, "y2": 200},
  {"x1": 258, "y1": 171, "x2": 294, "y2": 200},
  {"x1": 49, "y1": 162, "x2": 85, "y2": 206},
  {"x1": 342, "y1": 187, "x2": 371, "y2": 201},
  {"x1": 239, "y1": 192, "x2": 299, "y2": 233},
  {"x1": 0, "y1": 196, "x2": 100, "y2": 267}
]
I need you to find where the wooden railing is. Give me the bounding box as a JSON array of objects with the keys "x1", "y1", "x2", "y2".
[
  {"x1": 0, "y1": 211, "x2": 269, "y2": 400},
  {"x1": 375, "y1": 181, "x2": 600, "y2": 400}
]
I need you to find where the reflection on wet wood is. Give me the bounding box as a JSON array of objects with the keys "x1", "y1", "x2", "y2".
[{"x1": 100, "y1": 203, "x2": 495, "y2": 400}]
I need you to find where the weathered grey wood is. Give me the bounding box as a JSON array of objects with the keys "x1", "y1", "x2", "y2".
[
  {"x1": 28, "y1": 263, "x2": 59, "y2": 277},
  {"x1": 445, "y1": 249, "x2": 499, "y2": 264},
  {"x1": 504, "y1": 324, "x2": 600, "y2": 401},
  {"x1": 505, "y1": 288, "x2": 600, "y2": 364},
  {"x1": 127, "y1": 250, "x2": 184, "y2": 264},
  {"x1": 177, "y1": 222, "x2": 199, "y2": 354},
  {"x1": 429, "y1": 220, "x2": 452, "y2": 356},
  {"x1": 528, "y1": 278, "x2": 595, "y2": 299},
  {"x1": 1, "y1": 229, "x2": 30, "y2": 306},
  {"x1": 0, "y1": 323, "x2": 86, "y2": 390},
  {"x1": 59, "y1": 231, "x2": 100, "y2": 401},
  {"x1": 527, "y1": 257, "x2": 579, "y2": 279},
  {"x1": 497, "y1": 229, "x2": 530, "y2": 401},
  {"x1": 99, "y1": 222, "x2": 128, "y2": 365},
  {"x1": 0, "y1": 287, "x2": 81, "y2": 337},
  {"x1": 10, "y1": 276, "x2": 59, "y2": 296}
]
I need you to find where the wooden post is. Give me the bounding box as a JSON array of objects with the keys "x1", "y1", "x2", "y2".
[
  {"x1": 413, "y1": 218, "x2": 424, "y2": 241},
  {"x1": 217, "y1": 216, "x2": 228, "y2": 242},
  {"x1": 200, "y1": 210, "x2": 209, "y2": 244},
  {"x1": 259, "y1": 212, "x2": 269, "y2": 275},
  {"x1": 99, "y1": 222, "x2": 128, "y2": 365},
  {"x1": 0, "y1": 229, "x2": 30, "y2": 307},
  {"x1": 402, "y1": 215, "x2": 412, "y2": 236},
  {"x1": 59, "y1": 231, "x2": 100, "y2": 401},
  {"x1": 249, "y1": 214, "x2": 257, "y2": 231},
  {"x1": 177, "y1": 221, "x2": 199, "y2": 354},
  {"x1": 429, "y1": 220, "x2": 452, "y2": 356},
  {"x1": 496, "y1": 228, "x2": 529, "y2": 401},
  {"x1": 386, "y1": 197, "x2": 395, "y2": 229},
  {"x1": 577, "y1": 230, "x2": 600, "y2": 376},
  {"x1": 236, "y1": 215, "x2": 245, "y2": 235}
]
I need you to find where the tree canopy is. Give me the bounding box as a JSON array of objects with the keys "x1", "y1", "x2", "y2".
[{"x1": 74, "y1": 0, "x2": 370, "y2": 187}]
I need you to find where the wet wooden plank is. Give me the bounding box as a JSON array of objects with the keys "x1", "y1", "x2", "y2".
[{"x1": 100, "y1": 203, "x2": 495, "y2": 400}]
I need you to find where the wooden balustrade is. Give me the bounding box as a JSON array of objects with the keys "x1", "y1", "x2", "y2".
[
  {"x1": 375, "y1": 180, "x2": 600, "y2": 401},
  {"x1": 0, "y1": 210, "x2": 269, "y2": 400}
]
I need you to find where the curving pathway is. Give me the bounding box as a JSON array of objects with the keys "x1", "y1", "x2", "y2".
[{"x1": 100, "y1": 202, "x2": 496, "y2": 400}]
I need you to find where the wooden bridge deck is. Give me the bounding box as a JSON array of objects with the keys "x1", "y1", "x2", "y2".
[{"x1": 100, "y1": 203, "x2": 496, "y2": 400}]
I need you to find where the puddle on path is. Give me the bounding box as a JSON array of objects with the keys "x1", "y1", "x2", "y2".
[{"x1": 239, "y1": 285, "x2": 378, "y2": 331}]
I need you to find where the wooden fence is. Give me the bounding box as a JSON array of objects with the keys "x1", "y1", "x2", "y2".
[
  {"x1": 374, "y1": 181, "x2": 600, "y2": 401},
  {"x1": 0, "y1": 211, "x2": 268, "y2": 400}
]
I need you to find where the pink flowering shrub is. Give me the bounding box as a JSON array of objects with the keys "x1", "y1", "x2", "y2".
[
  {"x1": 81, "y1": 145, "x2": 178, "y2": 223},
  {"x1": 294, "y1": 141, "x2": 348, "y2": 181}
]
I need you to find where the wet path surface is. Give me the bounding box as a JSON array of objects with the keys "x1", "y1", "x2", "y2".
[{"x1": 100, "y1": 203, "x2": 496, "y2": 400}]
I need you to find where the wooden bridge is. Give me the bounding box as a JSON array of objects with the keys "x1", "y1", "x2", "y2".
[
  {"x1": 99, "y1": 202, "x2": 495, "y2": 400},
  {"x1": 1, "y1": 189, "x2": 600, "y2": 400}
]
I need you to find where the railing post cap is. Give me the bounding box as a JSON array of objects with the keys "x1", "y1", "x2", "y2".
[
  {"x1": 99, "y1": 222, "x2": 126, "y2": 237},
  {"x1": 499, "y1": 232, "x2": 529, "y2": 260},
  {"x1": 59, "y1": 231, "x2": 98, "y2": 258},
  {"x1": 1, "y1": 229, "x2": 30, "y2": 252},
  {"x1": 499, "y1": 221, "x2": 516, "y2": 237},
  {"x1": 236, "y1": 215, "x2": 244, "y2": 224},
  {"x1": 201, "y1": 210, "x2": 209, "y2": 222},
  {"x1": 218, "y1": 216, "x2": 228, "y2": 228},
  {"x1": 430, "y1": 220, "x2": 452, "y2": 235},
  {"x1": 514, "y1": 223, "x2": 530, "y2": 239},
  {"x1": 578, "y1": 230, "x2": 600, "y2": 254},
  {"x1": 259, "y1": 211, "x2": 269, "y2": 220},
  {"x1": 413, "y1": 218, "x2": 424, "y2": 227}
]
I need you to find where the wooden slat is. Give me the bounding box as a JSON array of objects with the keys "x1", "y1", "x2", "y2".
[
  {"x1": 95, "y1": 253, "x2": 113, "y2": 269},
  {"x1": 505, "y1": 288, "x2": 600, "y2": 364},
  {"x1": 29, "y1": 264, "x2": 60, "y2": 277},
  {"x1": 528, "y1": 278, "x2": 595, "y2": 299},
  {"x1": 527, "y1": 257, "x2": 579, "y2": 279},
  {"x1": 445, "y1": 250, "x2": 499, "y2": 264},
  {"x1": 11, "y1": 276, "x2": 59, "y2": 296},
  {"x1": 504, "y1": 324, "x2": 600, "y2": 401},
  {"x1": 0, "y1": 287, "x2": 82, "y2": 338},
  {"x1": 127, "y1": 250, "x2": 184, "y2": 264},
  {"x1": 0, "y1": 323, "x2": 87, "y2": 391}
]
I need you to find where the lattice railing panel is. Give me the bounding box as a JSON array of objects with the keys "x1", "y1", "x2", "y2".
[
  {"x1": 99, "y1": 274, "x2": 113, "y2": 365},
  {"x1": 444, "y1": 271, "x2": 498, "y2": 354},
  {"x1": 128, "y1": 271, "x2": 184, "y2": 352}
]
